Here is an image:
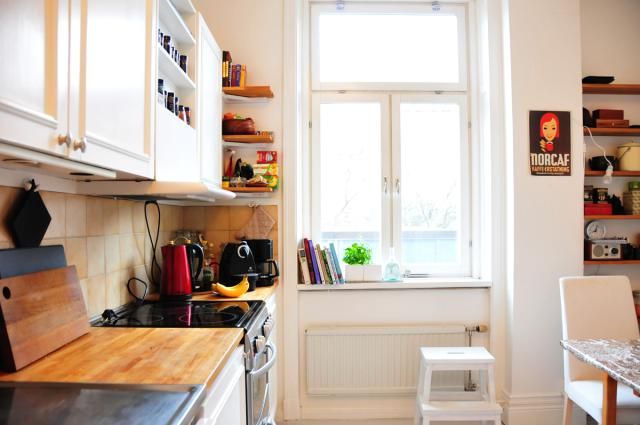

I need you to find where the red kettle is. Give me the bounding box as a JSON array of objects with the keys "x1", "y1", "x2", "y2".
[{"x1": 161, "y1": 241, "x2": 202, "y2": 301}]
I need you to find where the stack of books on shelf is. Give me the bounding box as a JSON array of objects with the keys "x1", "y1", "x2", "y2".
[
  {"x1": 298, "y1": 238, "x2": 345, "y2": 285},
  {"x1": 222, "y1": 51, "x2": 246, "y2": 88}
]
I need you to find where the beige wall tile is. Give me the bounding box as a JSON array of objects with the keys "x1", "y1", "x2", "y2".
[
  {"x1": 87, "y1": 236, "x2": 105, "y2": 277},
  {"x1": 105, "y1": 271, "x2": 122, "y2": 308},
  {"x1": 263, "y1": 205, "x2": 278, "y2": 229},
  {"x1": 86, "y1": 198, "x2": 104, "y2": 236},
  {"x1": 65, "y1": 237, "x2": 87, "y2": 279},
  {"x1": 87, "y1": 274, "x2": 106, "y2": 317},
  {"x1": 204, "y1": 230, "x2": 230, "y2": 259},
  {"x1": 228, "y1": 206, "x2": 253, "y2": 230},
  {"x1": 105, "y1": 235, "x2": 120, "y2": 273},
  {"x1": 132, "y1": 202, "x2": 146, "y2": 234},
  {"x1": 134, "y1": 233, "x2": 145, "y2": 267},
  {"x1": 205, "y1": 207, "x2": 229, "y2": 230},
  {"x1": 41, "y1": 191, "x2": 66, "y2": 239},
  {"x1": 102, "y1": 199, "x2": 119, "y2": 235},
  {"x1": 183, "y1": 207, "x2": 205, "y2": 230},
  {"x1": 118, "y1": 200, "x2": 134, "y2": 235},
  {"x1": 119, "y1": 234, "x2": 136, "y2": 270},
  {"x1": 159, "y1": 205, "x2": 173, "y2": 231},
  {"x1": 173, "y1": 207, "x2": 184, "y2": 231},
  {"x1": 0, "y1": 187, "x2": 18, "y2": 243},
  {"x1": 65, "y1": 195, "x2": 86, "y2": 237},
  {"x1": 79, "y1": 278, "x2": 89, "y2": 312}
]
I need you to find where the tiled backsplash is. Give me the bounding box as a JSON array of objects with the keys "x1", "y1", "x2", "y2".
[{"x1": 0, "y1": 186, "x2": 278, "y2": 317}]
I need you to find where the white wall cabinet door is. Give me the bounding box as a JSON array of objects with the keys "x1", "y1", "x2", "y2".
[
  {"x1": 196, "y1": 14, "x2": 222, "y2": 188},
  {"x1": 0, "y1": 0, "x2": 70, "y2": 157},
  {"x1": 68, "y1": 0, "x2": 154, "y2": 178}
]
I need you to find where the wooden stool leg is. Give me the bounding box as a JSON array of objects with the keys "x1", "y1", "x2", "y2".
[
  {"x1": 602, "y1": 372, "x2": 617, "y2": 425},
  {"x1": 415, "y1": 358, "x2": 426, "y2": 425}
]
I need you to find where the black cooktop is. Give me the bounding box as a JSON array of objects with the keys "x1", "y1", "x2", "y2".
[{"x1": 94, "y1": 300, "x2": 265, "y2": 329}]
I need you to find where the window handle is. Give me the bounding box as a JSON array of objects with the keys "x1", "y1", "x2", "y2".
[
  {"x1": 383, "y1": 177, "x2": 388, "y2": 194},
  {"x1": 395, "y1": 178, "x2": 400, "y2": 195}
]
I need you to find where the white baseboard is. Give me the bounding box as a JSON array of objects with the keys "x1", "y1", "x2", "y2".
[
  {"x1": 502, "y1": 390, "x2": 564, "y2": 425},
  {"x1": 300, "y1": 406, "x2": 410, "y2": 420},
  {"x1": 284, "y1": 420, "x2": 411, "y2": 425}
]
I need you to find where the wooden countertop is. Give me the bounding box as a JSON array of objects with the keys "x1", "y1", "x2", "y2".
[
  {"x1": 194, "y1": 281, "x2": 278, "y2": 302},
  {"x1": 0, "y1": 327, "x2": 243, "y2": 389}
]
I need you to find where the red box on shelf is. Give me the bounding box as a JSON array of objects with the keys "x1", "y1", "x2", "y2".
[{"x1": 584, "y1": 202, "x2": 612, "y2": 215}]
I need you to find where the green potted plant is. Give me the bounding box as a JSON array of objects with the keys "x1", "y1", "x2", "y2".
[{"x1": 342, "y1": 243, "x2": 380, "y2": 282}]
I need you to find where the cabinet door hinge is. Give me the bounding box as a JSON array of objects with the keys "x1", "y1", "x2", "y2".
[{"x1": 309, "y1": 121, "x2": 312, "y2": 129}]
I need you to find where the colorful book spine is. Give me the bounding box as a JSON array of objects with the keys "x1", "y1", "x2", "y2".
[
  {"x1": 329, "y1": 243, "x2": 344, "y2": 284},
  {"x1": 324, "y1": 248, "x2": 338, "y2": 284},
  {"x1": 320, "y1": 247, "x2": 333, "y2": 284},
  {"x1": 314, "y1": 244, "x2": 327, "y2": 284},
  {"x1": 239, "y1": 65, "x2": 246, "y2": 87},
  {"x1": 304, "y1": 239, "x2": 320, "y2": 284},
  {"x1": 298, "y1": 248, "x2": 311, "y2": 285}
]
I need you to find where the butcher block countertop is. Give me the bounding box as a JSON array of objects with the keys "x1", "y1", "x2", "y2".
[
  {"x1": 0, "y1": 282, "x2": 277, "y2": 389},
  {"x1": 0, "y1": 327, "x2": 243, "y2": 389}
]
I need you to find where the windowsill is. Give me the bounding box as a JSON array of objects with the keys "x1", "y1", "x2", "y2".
[{"x1": 297, "y1": 277, "x2": 491, "y2": 291}]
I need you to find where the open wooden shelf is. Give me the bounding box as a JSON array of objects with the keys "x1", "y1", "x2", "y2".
[
  {"x1": 222, "y1": 134, "x2": 273, "y2": 144},
  {"x1": 585, "y1": 215, "x2": 640, "y2": 220},
  {"x1": 228, "y1": 187, "x2": 273, "y2": 193},
  {"x1": 585, "y1": 260, "x2": 640, "y2": 265},
  {"x1": 583, "y1": 84, "x2": 640, "y2": 95},
  {"x1": 223, "y1": 86, "x2": 273, "y2": 98},
  {"x1": 583, "y1": 127, "x2": 640, "y2": 136},
  {"x1": 585, "y1": 170, "x2": 640, "y2": 177},
  {"x1": 157, "y1": 45, "x2": 195, "y2": 90}
]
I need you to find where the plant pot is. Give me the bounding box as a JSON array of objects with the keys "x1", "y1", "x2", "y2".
[
  {"x1": 362, "y1": 265, "x2": 382, "y2": 282},
  {"x1": 344, "y1": 265, "x2": 364, "y2": 282}
]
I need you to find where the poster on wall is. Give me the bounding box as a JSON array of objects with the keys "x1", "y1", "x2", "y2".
[{"x1": 529, "y1": 110, "x2": 571, "y2": 176}]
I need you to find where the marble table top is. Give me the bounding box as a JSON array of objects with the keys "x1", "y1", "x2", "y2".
[{"x1": 561, "y1": 339, "x2": 640, "y2": 392}]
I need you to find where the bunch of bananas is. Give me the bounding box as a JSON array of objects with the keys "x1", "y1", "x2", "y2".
[{"x1": 213, "y1": 275, "x2": 249, "y2": 298}]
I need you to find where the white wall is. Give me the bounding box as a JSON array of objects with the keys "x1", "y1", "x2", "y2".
[
  {"x1": 502, "y1": 0, "x2": 584, "y2": 423},
  {"x1": 581, "y1": 0, "x2": 640, "y2": 287}
]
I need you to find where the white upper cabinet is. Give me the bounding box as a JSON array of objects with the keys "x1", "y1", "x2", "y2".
[
  {"x1": 197, "y1": 14, "x2": 222, "y2": 188},
  {"x1": 68, "y1": 0, "x2": 154, "y2": 178},
  {"x1": 0, "y1": 0, "x2": 70, "y2": 156}
]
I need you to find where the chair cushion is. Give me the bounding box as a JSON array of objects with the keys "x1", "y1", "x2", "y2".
[{"x1": 567, "y1": 380, "x2": 640, "y2": 424}]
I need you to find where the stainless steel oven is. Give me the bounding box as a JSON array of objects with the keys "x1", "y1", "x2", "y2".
[{"x1": 244, "y1": 306, "x2": 276, "y2": 425}]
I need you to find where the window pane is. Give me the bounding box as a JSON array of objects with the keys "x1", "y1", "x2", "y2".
[
  {"x1": 319, "y1": 102, "x2": 382, "y2": 263},
  {"x1": 317, "y1": 13, "x2": 459, "y2": 84},
  {"x1": 399, "y1": 102, "x2": 462, "y2": 268}
]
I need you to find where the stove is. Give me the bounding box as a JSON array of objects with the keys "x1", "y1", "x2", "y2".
[
  {"x1": 94, "y1": 300, "x2": 266, "y2": 330},
  {"x1": 92, "y1": 299, "x2": 276, "y2": 425}
]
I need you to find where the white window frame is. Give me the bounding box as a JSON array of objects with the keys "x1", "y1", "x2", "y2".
[
  {"x1": 310, "y1": 2, "x2": 468, "y2": 92},
  {"x1": 308, "y1": 0, "x2": 475, "y2": 278},
  {"x1": 391, "y1": 94, "x2": 471, "y2": 276},
  {"x1": 310, "y1": 92, "x2": 392, "y2": 261}
]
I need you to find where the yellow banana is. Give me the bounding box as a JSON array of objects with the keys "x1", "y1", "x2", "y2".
[{"x1": 213, "y1": 275, "x2": 250, "y2": 298}]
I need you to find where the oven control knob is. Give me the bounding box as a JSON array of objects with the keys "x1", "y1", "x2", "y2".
[
  {"x1": 263, "y1": 322, "x2": 273, "y2": 337},
  {"x1": 255, "y1": 335, "x2": 266, "y2": 353}
]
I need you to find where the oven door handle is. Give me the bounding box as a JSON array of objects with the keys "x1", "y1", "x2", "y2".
[{"x1": 250, "y1": 342, "x2": 277, "y2": 379}]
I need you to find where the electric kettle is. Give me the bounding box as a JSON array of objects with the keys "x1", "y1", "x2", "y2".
[{"x1": 160, "y1": 240, "x2": 204, "y2": 300}]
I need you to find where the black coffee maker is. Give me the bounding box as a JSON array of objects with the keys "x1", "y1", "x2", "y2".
[
  {"x1": 218, "y1": 241, "x2": 258, "y2": 291},
  {"x1": 246, "y1": 239, "x2": 279, "y2": 287}
]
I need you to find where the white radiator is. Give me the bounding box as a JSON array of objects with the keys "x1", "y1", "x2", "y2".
[{"x1": 305, "y1": 325, "x2": 468, "y2": 396}]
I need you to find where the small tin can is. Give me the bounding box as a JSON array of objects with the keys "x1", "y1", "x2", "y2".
[
  {"x1": 178, "y1": 105, "x2": 185, "y2": 121},
  {"x1": 185, "y1": 107, "x2": 191, "y2": 125},
  {"x1": 166, "y1": 92, "x2": 175, "y2": 113},
  {"x1": 174, "y1": 97, "x2": 179, "y2": 116},
  {"x1": 163, "y1": 35, "x2": 171, "y2": 54}
]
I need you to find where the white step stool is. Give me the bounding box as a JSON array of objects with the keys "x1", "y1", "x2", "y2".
[{"x1": 415, "y1": 347, "x2": 502, "y2": 425}]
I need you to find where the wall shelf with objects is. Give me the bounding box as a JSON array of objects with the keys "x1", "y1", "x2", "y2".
[
  {"x1": 585, "y1": 215, "x2": 640, "y2": 220},
  {"x1": 223, "y1": 86, "x2": 274, "y2": 104},
  {"x1": 583, "y1": 84, "x2": 640, "y2": 95},
  {"x1": 158, "y1": 0, "x2": 195, "y2": 46},
  {"x1": 583, "y1": 128, "x2": 640, "y2": 137},
  {"x1": 585, "y1": 170, "x2": 640, "y2": 177},
  {"x1": 585, "y1": 260, "x2": 640, "y2": 265},
  {"x1": 222, "y1": 134, "x2": 274, "y2": 144},
  {"x1": 157, "y1": 46, "x2": 196, "y2": 90}
]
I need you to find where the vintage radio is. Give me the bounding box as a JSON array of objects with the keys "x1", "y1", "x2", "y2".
[{"x1": 585, "y1": 239, "x2": 626, "y2": 260}]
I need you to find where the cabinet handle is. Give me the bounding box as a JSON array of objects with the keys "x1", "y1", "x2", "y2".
[
  {"x1": 73, "y1": 137, "x2": 87, "y2": 153},
  {"x1": 383, "y1": 177, "x2": 388, "y2": 194},
  {"x1": 395, "y1": 178, "x2": 400, "y2": 195},
  {"x1": 57, "y1": 133, "x2": 72, "y2": 147}
]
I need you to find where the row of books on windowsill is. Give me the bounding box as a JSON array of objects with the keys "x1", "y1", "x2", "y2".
[{"x1": 298, "y1": 238, "x2": 345, "y2": 285}]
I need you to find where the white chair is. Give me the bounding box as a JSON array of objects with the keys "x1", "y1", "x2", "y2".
[
  {"x1": 559, "y1": 275, "x2": 640, "y2": 424},
  {"x1": 415, "y1": 346, "x2": 502, "y2": 425}
]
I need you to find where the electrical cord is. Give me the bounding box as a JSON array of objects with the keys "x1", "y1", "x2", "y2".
[{"x1": 144, "y1": 200, "x2": 161, "y2": 290}]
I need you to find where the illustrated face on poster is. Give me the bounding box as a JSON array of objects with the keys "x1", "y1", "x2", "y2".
[{"x1": 529, "y1": 110, "x2": 571, "y2": 176}]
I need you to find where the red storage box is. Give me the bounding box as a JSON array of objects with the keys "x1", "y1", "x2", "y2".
[
  {"x1": 593, "y1": 109, "x2": 624, "y2": 120},
  {"x1": 584, "y1": 202, "x2": 612, "y2": 215}
]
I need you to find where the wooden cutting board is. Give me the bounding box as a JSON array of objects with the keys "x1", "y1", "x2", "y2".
[{"x1": 0, "y1": 266, "x2": 89, "y2": 371}]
